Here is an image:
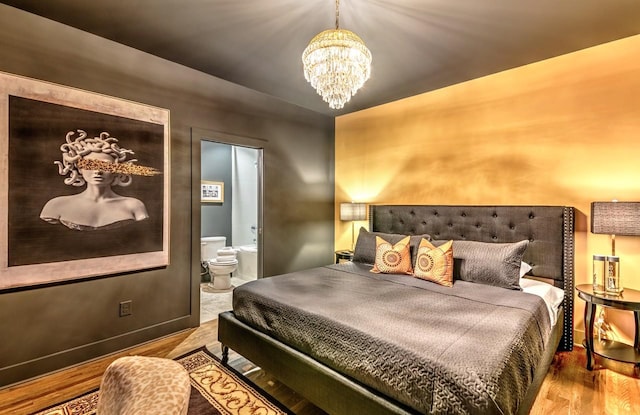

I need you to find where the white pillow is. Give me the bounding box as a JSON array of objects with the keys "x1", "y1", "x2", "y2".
[
  {"x1": 519, "y1": 261, "x2": 532, "y2": 277},
  {"x1": 519, "y1": 277, "x2": 564, "y2": 325}
]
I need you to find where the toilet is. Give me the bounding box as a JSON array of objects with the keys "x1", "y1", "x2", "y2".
[
  {"x1": 200, "y1": 237, "x2": 237, "y2": 290},
  {"x1": 207, "y1": 248, "x2": 238, "y2": 290}
]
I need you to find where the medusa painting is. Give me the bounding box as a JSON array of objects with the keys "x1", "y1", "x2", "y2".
[
  {"x1": 2, "y1": 74, "x2": 169, "y2": 289},
  {"x1": 40, "y1": 129, "x2": 160, "y2": 230}
]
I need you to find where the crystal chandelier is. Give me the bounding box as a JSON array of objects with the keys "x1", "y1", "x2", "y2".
[{"x1": 302, "y1": 0, "x2": 372, "y2": 110}]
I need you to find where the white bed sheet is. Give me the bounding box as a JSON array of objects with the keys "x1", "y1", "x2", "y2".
[{"x1": 520, "y1": 277, "x2": 564, "y2": 326}]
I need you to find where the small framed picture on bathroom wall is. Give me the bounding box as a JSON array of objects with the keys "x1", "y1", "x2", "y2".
[{"x1": 201, "y1": 181, "x2": 224, "y2": 203}]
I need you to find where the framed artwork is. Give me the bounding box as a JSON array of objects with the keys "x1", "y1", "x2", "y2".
[
  {"x1": 201, "y1": 181, "x2": 224, "y2": 203},
  {"x1": 0, "y1": 71, "x2": 170, "y2": 290}
]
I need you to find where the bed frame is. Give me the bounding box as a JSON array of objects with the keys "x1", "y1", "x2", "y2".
[{"x1": 219, "y1": 205, "x2": 575, "y2": 415}]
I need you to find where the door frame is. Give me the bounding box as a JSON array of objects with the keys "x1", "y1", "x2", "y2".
[{"x1": 190, "y1": 128, "x2": 265, "y2": 325}]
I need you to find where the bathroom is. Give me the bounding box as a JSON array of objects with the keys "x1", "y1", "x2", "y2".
[{"x1": 200, "y1": 140, "x2": 261, "y2": 322}]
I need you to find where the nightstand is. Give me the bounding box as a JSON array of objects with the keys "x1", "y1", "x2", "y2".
[
  {"x1": 576, "y1": 284, "x2": 640, "y2": 370},
  {"x1": 335, "y1": 250, "x2": 354, "y2": 264}
]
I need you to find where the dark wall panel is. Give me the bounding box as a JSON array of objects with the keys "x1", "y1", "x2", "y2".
[
  {"x1": 0, "y1": 5, "x2": 334, "y2": 386},
  {"x1": 201, "y1": 141, "x2": 233, "y2": 242}
]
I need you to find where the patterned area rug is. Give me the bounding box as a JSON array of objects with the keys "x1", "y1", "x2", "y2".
[{"x1": 33, "y1": 347, "x2": 292, "y2": 415}]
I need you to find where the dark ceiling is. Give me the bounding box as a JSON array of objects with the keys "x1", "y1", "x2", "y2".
[{"x1": 2, "y1": 0, "x2": 640, "y2": 116}]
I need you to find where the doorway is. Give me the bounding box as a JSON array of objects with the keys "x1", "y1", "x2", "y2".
[{"x1": 198, "y1": 135, "x2": 263, "y2": 323}]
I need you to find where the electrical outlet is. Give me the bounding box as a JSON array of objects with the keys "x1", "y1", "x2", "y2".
[{"x1": 119, "y1": 300, "x2": 132, "y2": 317}]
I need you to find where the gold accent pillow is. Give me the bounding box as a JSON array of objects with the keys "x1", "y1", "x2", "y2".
[
  {"x1": 371, "y1": 236, "x2": 413, "y2": 275},
  {"x1": 413, "y1": 239, "x2": 454, "y2": 287}
]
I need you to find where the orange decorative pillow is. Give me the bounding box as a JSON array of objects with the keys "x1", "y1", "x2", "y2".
[
  {"x1": 371, "y1": 236, "x2": 413, "y2": 275},
  {"x1": 413, "y1": 239, "x2": 454, "y2": 287}
]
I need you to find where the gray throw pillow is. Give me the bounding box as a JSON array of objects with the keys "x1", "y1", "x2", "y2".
[
  {"x1": 450, "y1": 240, "x2": 529, "y2": 290},
  {"x1": 352, "y1": 227, "x2": 431, "y2": 266}
]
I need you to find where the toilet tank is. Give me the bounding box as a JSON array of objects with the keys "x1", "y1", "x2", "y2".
[{"x1": 200, "y1": 236, "x2": 226, "y2": 261}]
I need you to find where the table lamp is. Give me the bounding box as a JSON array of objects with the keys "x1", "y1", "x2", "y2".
[
  {"x1": 591, "y1": 201, "x2": 640, "y2": 294},
  {"x1": 340, "y1": 202, "x2": 366, "y2": 251}
]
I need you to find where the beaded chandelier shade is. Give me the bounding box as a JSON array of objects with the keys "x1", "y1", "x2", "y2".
[{"x1": 302, "y1": 0, "x2": 372, "y2": 110}]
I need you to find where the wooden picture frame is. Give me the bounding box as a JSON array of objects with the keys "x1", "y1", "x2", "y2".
[
  {"x1": 201, "y1": 181, "x2": 224, "y2": 203},
  {"x1": 0, "y1": 71, "x2": 170, "y2": 290}
]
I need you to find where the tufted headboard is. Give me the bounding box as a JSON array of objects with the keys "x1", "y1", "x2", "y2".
[{"x1": 369, "y1": 205, "x2": 575, "y2": 351}]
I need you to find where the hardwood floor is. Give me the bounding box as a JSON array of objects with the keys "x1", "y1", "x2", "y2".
[{"x1": 1, "y1": 319, "x2": 639, "y2": 415}]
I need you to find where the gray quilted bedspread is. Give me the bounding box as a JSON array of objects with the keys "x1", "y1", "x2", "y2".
[{"x1": 232, "y1": 262, "x2": 552, "y2": 415}]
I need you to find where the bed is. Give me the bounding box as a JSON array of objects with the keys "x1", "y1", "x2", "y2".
[{"x1": 218, "y1": 205, "x2": 575, "y2": 415}]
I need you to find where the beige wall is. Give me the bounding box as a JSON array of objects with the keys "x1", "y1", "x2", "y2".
[{"x1": 335, "y1": 35, "x2": 640, "y2": 344}]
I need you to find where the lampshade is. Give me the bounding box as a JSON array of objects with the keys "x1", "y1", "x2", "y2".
[
  {"x1": 340, "y1": 202, "x2": 366, "y2": 221},
  {"x1": 302, "y1": 0, "x2": 372, "y2": 110},
  {"x1": 591, "y1": 202, "x2": 640, "y2": 236}
]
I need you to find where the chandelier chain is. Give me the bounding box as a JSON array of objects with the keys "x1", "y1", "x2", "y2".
[{"x1": 335, "y1": 0, "x2": 340, "y2": 29}]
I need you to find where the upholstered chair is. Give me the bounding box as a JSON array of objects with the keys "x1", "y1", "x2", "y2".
[{"x1": 96, "y1": 356, "x2": 191, "y2": 415}]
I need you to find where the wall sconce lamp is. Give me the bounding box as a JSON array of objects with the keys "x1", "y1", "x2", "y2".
[
  {"x1": 340, "y1": 202, "x2": 366, "y2": 251},
  {"x1": 591, "y1": 201, "x2": 640, "y2": 294}
]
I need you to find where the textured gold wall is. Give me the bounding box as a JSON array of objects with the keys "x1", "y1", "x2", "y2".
[{"x1": 336, "y1": 35, "x2": 640, "y2": 343}]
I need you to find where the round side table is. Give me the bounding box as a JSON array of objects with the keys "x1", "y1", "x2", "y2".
[{"x1": 576, "y1": 284, "x2": 640, "y2": 370}]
